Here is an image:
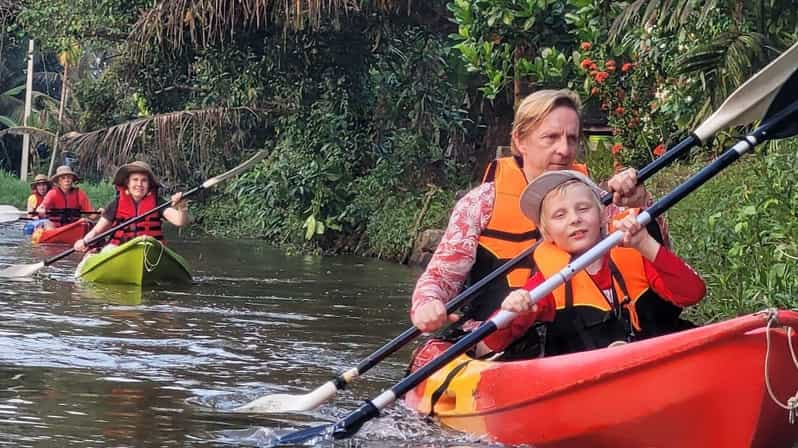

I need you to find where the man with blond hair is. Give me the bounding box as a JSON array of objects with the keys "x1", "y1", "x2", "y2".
[{"x1": 410, "y1": 89, "x2": 664, "y2": 358}]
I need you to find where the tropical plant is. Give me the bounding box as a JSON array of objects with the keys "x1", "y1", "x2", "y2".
[
  {"x1": 447, "y1": 0, "x2": 597, "y2": 103},
  {"x1": 611, "y1": 0, "x2": 797, "y2": 125}
]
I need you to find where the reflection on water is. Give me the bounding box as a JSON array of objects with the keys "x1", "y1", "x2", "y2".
[{"x1": 0, "y1": 223, "x2": 493, "y2": 447}]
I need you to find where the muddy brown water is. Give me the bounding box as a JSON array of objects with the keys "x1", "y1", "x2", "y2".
[{"x1": 0, "y1": 225, "x2": 496, "y2": 447}]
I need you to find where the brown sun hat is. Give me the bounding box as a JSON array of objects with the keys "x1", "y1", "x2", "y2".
[
  {"x1": 519, "y1": 170, "x2": 604, "y2": 226},
  {"x1": 51, "y1": 165, "x2": 80, "y2": 183},
  {"x1": 113, "y1": 161, "x2": 160, "y2": 187},
  {"x1": 30, "y1": 174, "x2": 50, "y2": 187}
]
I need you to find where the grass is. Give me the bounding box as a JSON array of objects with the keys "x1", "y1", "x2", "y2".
[{"x1": 0, "y1": 170, "x2": 116, "y2": 210}]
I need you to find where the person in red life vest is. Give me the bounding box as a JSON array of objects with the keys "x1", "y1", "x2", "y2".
[
  {"x1": 410, "y1": 89, "x2": 669, "y2": 358},
  {"x1": 26, "y1": 174, "x2": 51, "y2": 217},
  {"x1": 73, "y1": 161, "x2": 188, "y2": 254},
  {"x1": 37, "y1": 165, "x2": 99, "y2": 229},
  {"x1": 482, "y1": 170, "x2": 705, "y2": 357}
]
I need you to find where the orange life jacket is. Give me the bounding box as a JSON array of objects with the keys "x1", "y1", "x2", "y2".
[
  {"x1": 109, "y1": 186, "x2": 164, "y2": 246},
  {"x1": 29, "y1": 192, "x2": 46, "y2": 210},
  {"x1": 46, "y1": 187, "x2": 83, "y2": 226},
  {"x1": 461, "y1": 157, "x2": 589, "y2": 322},
  {"x1": 533, "y1": 241, "x2": 690, "y2": 355}
]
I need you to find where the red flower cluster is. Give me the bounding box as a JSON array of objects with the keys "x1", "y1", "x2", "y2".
[
  {"x1": 621, "y1": 62, "x2": 633, "y2": 72},
  {"x1": 614, "y1": 106, "x2": 625, "y2": 116},
  {"x1": 594, "y1": 71, "x2": 609, "y2": 83},
  {"x1": 606, "y1": 60, "x2": 616, "y2": 72},
  {"x1": 653, "y1": 143, "x2": 666, "y2": 157},
  {"x1": 581, "y1": 42, "x2": 592, "y2": 50},
  {"x1": 611, "y1": 143, "x2": 623, "y2": 154}
]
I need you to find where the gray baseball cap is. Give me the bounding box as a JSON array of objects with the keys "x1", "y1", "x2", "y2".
[{"x1": 520, "y1": 170, "x2": 603, "y2": 226}]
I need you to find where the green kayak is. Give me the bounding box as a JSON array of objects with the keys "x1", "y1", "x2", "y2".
[{"x1": 77, "y1": 236, "x2": 192, "y2": 286}]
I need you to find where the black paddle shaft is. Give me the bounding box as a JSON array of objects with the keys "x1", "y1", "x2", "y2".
[
  {"x1": 346, "y1": 134, "x2": 700, "y2": 384},
  {"x1": 41, "y1": 185, "x2": 203, "y2": 267}
]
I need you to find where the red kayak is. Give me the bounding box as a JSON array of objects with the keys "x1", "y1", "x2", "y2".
[
  {"x1": 405, "y1": 310, "x2": 798, "y2": 448},
  {"x1": 31, "y1": 218, "x2": 91, "y2": 245}
]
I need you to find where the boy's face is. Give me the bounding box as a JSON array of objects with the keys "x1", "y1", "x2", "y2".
[
  {"x1": 126, "y1": 172, "x2": 151, "y2": 201},
  {"x1": 540, "y1": 182, "x2": 603, "y2": 256}
]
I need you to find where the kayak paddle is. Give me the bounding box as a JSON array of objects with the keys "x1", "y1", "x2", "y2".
[
  {"x1": 0, "y1": 207, "x2": 103, "y2": 224},
  {"x1": 273, "y1": 79, "x2": 798, "y2": 446},
  {"x1": 231, "y1": 40, "x2": 798, "y2": 414},
  {"x1": 0, "y1": 151, "x2": 266, "y2": 279}
]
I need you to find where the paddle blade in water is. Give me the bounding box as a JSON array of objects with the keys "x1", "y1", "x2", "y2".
[
  {"x1": 233, "y1": 381, "x2": 338, "y2": 413},
  {"x1": 0, "y1": 261, "x2": 45, "y2": 279}
]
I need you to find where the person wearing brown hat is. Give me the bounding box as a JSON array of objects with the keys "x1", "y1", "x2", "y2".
[
  {"x1": 479, "y1": 170, "x2": 705, "y2": 358},
  {"x1": 26, "y1": 174, "x2": 51, "y2": 217},
  {"x1": 74, "y1": 161, "x2": 189, "y2": 253},
  {"x1": 37, "y1": 165, "x2": 97, "y2": 229}
]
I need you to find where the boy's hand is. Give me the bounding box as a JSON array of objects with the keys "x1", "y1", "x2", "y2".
[
  {"x1": 613, "y1": 209, "x2": 660, "y2": 260},
  {"x1": 501, "y1": 289, "x2": 539, "y2": 314}
]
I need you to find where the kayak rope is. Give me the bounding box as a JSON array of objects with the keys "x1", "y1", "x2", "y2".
[
  {"x1": 143, "y1": 240, "x2": 165, "y2": 273},
  {"x1": 764, "y1": 309, "x2": 798, "y2": 424}
]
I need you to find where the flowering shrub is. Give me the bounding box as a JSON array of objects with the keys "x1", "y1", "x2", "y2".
[{"x1": 576, "y1": 41, "x2": 682, "y2": 170}]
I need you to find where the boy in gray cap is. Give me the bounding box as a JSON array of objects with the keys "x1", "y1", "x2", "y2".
[{"x1": 483, "y1": 170, "x2": 705, "y2": 357}]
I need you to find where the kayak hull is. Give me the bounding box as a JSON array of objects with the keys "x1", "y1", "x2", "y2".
[
  {"x1": 77, "y1": 236, "x2": 192, "y2": 286},
  {"x1": 405, "y1": 310, "x2": 798, "y2": 448},
  {"x1": 32, "y1": 218, "x2": 90, "y2": 244}
]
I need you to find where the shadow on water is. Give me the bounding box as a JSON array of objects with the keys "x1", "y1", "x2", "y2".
[{"x1": 0, "y1": 223, "x2": 496, "y2": 447}]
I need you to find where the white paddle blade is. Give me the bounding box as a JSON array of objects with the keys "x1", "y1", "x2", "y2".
[
  {"x1": 0, "y1": 261, "x2": 45, "y2": 279},
  {"x1": 0, "y1": 212, "x2": 24, "y2": 223},
  {"x1": 202, "y1": 151, "x2": 267, "y2": 189},
  {"x1": 694, "y1": 41, "x2": 798, "y2": 142},
  {"x1": 232, "y1": 381, "x2": 338, "y2": 413},
  {"x1": 0, "y1": 205, "x2": 24, "y2": 212}
]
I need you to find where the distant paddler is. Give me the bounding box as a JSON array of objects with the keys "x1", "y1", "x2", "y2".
[
  {"x1": 36, "y1": 165, "x2": 100, "y2": 228},
  {"x1": 26, "y1": 174, "x2": 51, "y2": 218},
  {"x1": 74, "y1": 161, "x2": 189, "y2": 255}
]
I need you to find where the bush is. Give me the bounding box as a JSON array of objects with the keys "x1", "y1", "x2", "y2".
[{"x1": 652, "y1": 140, "x2": 798, "y2": 323}]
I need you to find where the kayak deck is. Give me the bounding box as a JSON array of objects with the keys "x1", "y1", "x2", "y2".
[
  {"x1": 405, "y1": 310, "x2": 798, "y2": 448},
  {"x1": 77, "y1": 236, "x2": 192, "y2": 286},
  {"x1": 32, "y1": 218, "x2": 90, "y2": 244}
]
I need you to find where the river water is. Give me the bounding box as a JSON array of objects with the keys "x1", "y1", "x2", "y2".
[{"x1": 0, "y1": 226, "x2": 493, "y2": 447}]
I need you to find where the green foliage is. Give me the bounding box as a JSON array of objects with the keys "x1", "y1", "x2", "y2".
[
  {"x1": 448, "y1": 0, "x2": 585, "y2": 99},
  {"x1": 0, "y1": 170, "x2": 114, "y2": 208},
  {"x1": 72, "y1": 74, "x2": 139, "y2": 131},
  {"x1": 14, "y1": 0, "x2": 150, "y2": 52},
  {"x1": 658, "y1": 142, "x2": 798, "y2": 322},
  {"x1": 190, "y1": 25, "x2": 469, "y2": 259}
]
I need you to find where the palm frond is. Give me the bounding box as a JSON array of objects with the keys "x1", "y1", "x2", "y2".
[
  {"x1": 130, "y1": 0, "x2": 407, "y2": 60},
  {"x1": 675, "y1": 31, "x2": 770, "y2": 107},
  {"x1": 61, "y1": 105, "x2": 286, "y2": 184}
]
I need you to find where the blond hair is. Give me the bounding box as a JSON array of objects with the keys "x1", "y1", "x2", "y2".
[
  {"x1": 511, "y1": 89, "x2": 582, "y2": 156},
  {"x1": 538, "y1": 180, "x2": 604, "y2": 238}
]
